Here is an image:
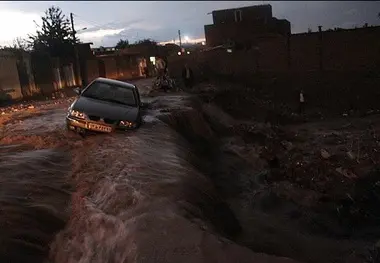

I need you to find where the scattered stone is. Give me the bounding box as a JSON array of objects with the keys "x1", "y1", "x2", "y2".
[
  {"x1": 73, "y1": 141, "x2": 84, "y2": 147},
  {"x1": 28, "y1": 105, "x2": 35, "y2": 109},
  {"x1": 321, "y1": 149, "x2": 331, "y2": 159},
  {"x1": 335, "y1": 167, "x2": 357, "y2": 179},
  {"x1": 347, "y1": 151, "x2": 356, "y2": 160},
  {"x1": 281, "y1": 140, "x2": 294, "y2": 151}
]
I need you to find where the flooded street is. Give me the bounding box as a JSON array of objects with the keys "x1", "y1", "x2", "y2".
[
  {"x1": 1, "y1": 78, "x2": 379, "y2": 263},
  {"x1": 0, "y1": 79, "x2": 297, "y2": 263}
]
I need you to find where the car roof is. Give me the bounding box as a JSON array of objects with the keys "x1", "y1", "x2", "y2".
[{"x1": 93, "y1": 77, "x2": 136, "y2": 89}]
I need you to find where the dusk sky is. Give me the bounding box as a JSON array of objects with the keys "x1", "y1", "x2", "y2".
[{"x1": 0, "y1": 1, "x2": 379, "y2": 47}]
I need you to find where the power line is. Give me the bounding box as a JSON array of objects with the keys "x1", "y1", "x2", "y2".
[
  {"x1": 72, "y1": 13, "x2": 158, "y2": 44},
  {"x1": 71, "y1": 16, "x2": 105, "y2": 31},
  {"x1": 72, "y1": 13, "x2": 128, "y2": 31}
]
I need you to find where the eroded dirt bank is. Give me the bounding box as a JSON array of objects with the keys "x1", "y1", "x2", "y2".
[
  {"x1": 194, "y1": 81, "x2": 380, "y2": 263},
  {"x1": 0, "y1": 79, "x2": 379, "y2": 263}
]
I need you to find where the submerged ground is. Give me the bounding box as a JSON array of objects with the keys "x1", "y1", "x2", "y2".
[{"x1": 0, "y1": 78, "x2": 379, "y2": 263}]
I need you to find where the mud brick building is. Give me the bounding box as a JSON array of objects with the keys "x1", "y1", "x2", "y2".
[{"x1": 204, "y1": 4, "x2": 291, "y2": 47}]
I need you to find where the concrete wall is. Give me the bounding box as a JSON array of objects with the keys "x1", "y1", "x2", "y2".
[
  {"x1": 31, "y1": 53, "x2": 56, "y2": 96},
  {"x1": 21, "y1": 53, "x2": 40, "y2": 97},
  {"x1": 97, "y1": 55, "x2": 141, "y2": 80},
  {"x1": 0, "y1": 53, "x2": 23, "y2": 100},
  {"x1": 100, "y1": 57, "x2": 118, "y2": 79},
  {"x1": 0, "y1": 49, "x2": 146, "y2": 103},
  {"x1": 86, "y1": 59, "x2": 100, "y2": 84}
]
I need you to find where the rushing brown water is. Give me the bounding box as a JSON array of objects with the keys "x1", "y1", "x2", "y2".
[
  {"x1": 0, "y1": 86, "x2": 301, "y2": 263},
  {"x1": 0, "y1": 147, "x2": 71, "y2": 263},
  {"x1": 3, "y1": 80, "x2": 370, "y2": 263}
]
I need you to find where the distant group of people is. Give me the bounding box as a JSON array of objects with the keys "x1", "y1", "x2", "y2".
[
  {"x1": 153, "y1": 56, "x2": 194, "y2": 91},
  {"x1": 152, "y1": 55, "x2": 306, "y2": 115}
]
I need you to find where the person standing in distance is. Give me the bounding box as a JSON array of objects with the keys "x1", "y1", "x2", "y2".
[
  {"x1": 299, "y1": 89, "x2": 305, "y2": 114},
  {"x1": 182, "y1": 64, "x2": 194, "y2": 90}
]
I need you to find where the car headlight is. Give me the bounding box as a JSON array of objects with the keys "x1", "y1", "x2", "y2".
[
  {"x1": 119, "y1": 120, "x2": 136, "y2": 128},
  {"x1": 70, "y1": 110, "x2": 87, "y2": 119}
]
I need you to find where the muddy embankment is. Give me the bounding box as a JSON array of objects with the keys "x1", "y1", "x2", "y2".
[
  {"x1": 1, "y1": 83, "x2": 379, "y2": 263},
  {"x1": 190, "y1": 81, "x2": 380, "y2": 263}
]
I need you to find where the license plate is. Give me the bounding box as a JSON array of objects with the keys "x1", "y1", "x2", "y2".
[{"x1": 87, "y1": 123, "x2": 112, "y2": 133}]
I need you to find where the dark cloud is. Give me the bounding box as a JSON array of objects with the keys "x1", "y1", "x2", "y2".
[{"x1": 1, "y1": 1, "x2": 380, "y2": 47}]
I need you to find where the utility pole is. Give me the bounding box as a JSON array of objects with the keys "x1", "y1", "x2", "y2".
[
  {"x1": 70, "y1": 13, "x2": 82, "y2": 87},
  {"x1": 178, "y1": 30, "x2": 182, "y2": 48}
]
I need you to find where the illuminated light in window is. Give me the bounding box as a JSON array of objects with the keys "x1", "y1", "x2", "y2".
[
  {"x1": 149, "y1": 56, "x2": 156, "y2": 65},
  {"x1": 177, "y1": 52, "x2": 182, "y2": 56},
  {"x1": 227, "y1": 49, "x2": 232, "y2": 53},
  {"x1": 187, "y1": 51, "x2": 190, "y2": 54}
]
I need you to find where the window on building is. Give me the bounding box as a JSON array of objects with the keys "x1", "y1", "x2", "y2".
[{"x1": 234, "y1": 10, "x2": 242, "y2": 22}]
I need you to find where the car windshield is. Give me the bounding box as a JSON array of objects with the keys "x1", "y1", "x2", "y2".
[{"x1": 81, "y1": 81, "x2": 137, "y2": 107}]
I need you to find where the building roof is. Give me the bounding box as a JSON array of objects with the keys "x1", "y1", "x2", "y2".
[{"x1": 211, "y1": 4, "x2": 271, "y2": 13}]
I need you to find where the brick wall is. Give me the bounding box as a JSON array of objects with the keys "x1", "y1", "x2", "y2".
[
  {"x1": 200, "y1": 26, "x2": 380, "y2": 74},
  {"x1": 322, "y1": 27, "x2": 380, "y2": 70},
  {"x1": 169, "y1": 26, "x2": 380, "y2": 114},
  {"x1": 289, "y1": 34, "x2": 320, "y2": 71}
]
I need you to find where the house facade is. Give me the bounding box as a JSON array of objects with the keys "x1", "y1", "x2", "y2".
[{"x1": 204, "y1": 4, "x2": 291, "y2": 47}]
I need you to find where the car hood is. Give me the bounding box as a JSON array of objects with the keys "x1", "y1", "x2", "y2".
[{"x1": 72, "y1": 96, "x2": 139, "y2": 121}]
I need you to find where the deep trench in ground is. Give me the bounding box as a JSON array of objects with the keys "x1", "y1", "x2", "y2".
[{"x1": 157, "y1": 94, "x2": 379, "y2": 263}]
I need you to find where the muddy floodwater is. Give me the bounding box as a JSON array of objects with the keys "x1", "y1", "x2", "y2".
[{"x1": 1, "y1": 79, "x2": 379, "y2": 263}]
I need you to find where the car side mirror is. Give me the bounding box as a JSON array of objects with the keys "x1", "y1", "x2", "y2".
[{"x1": 73, "y1": 87, "x2": 82, "y2": 95}]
